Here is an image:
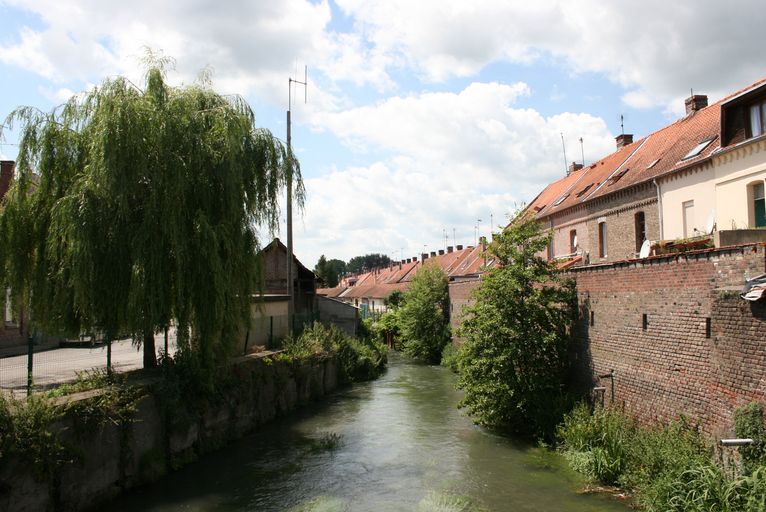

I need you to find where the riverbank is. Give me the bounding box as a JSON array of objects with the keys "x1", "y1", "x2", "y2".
[{"x1": 0, "y1": 352, "x2": 341, "y2": 512}]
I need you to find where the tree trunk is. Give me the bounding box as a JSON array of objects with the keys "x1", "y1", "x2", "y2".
[{"x1": 143, "y1": 330, "x2": 157, "y2": 368}]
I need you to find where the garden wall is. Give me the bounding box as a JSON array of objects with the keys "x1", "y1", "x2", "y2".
[
  {"x1": 568, "y1": 243, "x2": 766, "y2": 436},
  {"x1": 0, "y1": 353, "x2": 338, "y2": 512}
]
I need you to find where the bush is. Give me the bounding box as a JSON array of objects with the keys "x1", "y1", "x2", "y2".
[
  {"x1": 285, "y1": 322, "x2": 387, "y2": 384},
  {"x1": 735, "y1": 402, "x2": 766, "y2": 475},
  {"x1": 440, "y1": 342, "x2": 461, "y2": 373}
]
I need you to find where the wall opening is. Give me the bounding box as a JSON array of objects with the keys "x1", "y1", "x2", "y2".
[
  {"x1": 569, "y1": 229, "x2": 577, "y2": 254},
  {"x1": 635, "y1": 211, "x2": 646, "y2": 253},
  {"x1": 749, "y1": 181, "x2": 765, "y2": 228},
  {"x1": 683, "y1": 200, "x2": 695, "y2": 238},
  {"x1": 598, "y1": 222, "x2": 608, "y2": 258},
  {"x1": 642, "y1": 313, "x2": 648, "y2": 330}
]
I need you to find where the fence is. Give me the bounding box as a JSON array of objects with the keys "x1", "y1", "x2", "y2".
[{"x1": 0, "y1": 329, "x2": 178, "y2": 396}]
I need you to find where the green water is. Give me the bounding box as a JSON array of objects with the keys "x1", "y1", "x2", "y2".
[{"x1": 111, "y1": 355, "x2": 630, "y2": 511}]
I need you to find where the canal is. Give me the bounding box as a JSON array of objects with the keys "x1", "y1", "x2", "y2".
[{"x1": 111, "y1": 354, "x2": 630, "y2": 511}]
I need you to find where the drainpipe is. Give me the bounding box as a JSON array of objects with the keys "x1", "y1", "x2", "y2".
[{"x1": 653, "y1": 179, "x2": 664, "y2": 240}]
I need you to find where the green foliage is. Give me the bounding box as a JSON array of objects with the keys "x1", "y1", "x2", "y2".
[
  {"x1": 384, "y1": 290, "x2": 405, "y2": 309},
  {"x1": 346, "y1": 253, "x2": 391, "y2": 274},
  {"x1": 735, "y1": 402, "x2": 766, "y2": 474},
  {"x1": 398, "y1": 263, "x2": 451, "y2": 364},
  {"x1": 456, "y1": 211, "x2": 576, "y2": 438},
  {"x1": 440, "y1": 342, "x2": 461, "y2": 373},
  {"x1": 283, "y1": 322, "x2": 387, "y2": 384},
  {"x1": 314, "y1": 256, "x2": 346, "y2": 288},
  {"x1": 556, "y1": 404, "x2": 766, "y2": 511},
  {"x1": 0, "y1": 393, "x2": 69, "y2": 480},
  {"x1": 0, "y1": 55, "x2": 300, "y2": 368}
]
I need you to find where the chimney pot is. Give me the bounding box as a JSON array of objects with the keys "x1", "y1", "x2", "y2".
[
  {"x1": 438, "y1": 249, "x2": 445, "y2": 255},
  {"x1": 685, "y1": 94, "x2": 708, "y2": 116},
  {"x1": 430, "y1": 251, "x2": 436, "y2": 257},
  {"x1": 615, "y1": 134, "x2": 633, "y2": 149},
  {"x1": 567, "y1": 161, "x2": 583, "y2": 176},
  {"x1": 456, "y1": 244, "x2": 463, "y2": 250},
  {"x1": 447, "y1": 246, "x2": 454, "y2": 253}
]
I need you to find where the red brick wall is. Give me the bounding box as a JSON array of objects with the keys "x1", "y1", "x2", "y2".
[
  {"x1": 0, "y1": 161, "x2": 14, "y2": 201},
  {"x1": 569, "y1": 244, "x2": 766, "y2": 435},
  {"x1": 448, "y1": 277, "x2": 482, "y2": 343}
]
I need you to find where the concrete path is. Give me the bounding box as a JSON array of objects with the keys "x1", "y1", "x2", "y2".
[{"x1": 0, "y1": 334, "x2": 177, "y2": 391}]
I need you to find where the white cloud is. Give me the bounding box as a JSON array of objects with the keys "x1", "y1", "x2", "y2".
[
  {"x1": 335, "y1": 0, "x2": 766, "y2": 110},
  {"x1": 295, "y1": 82, "x2": 615, "y2": 263}
]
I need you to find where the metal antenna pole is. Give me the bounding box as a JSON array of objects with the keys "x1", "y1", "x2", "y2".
[
  {"x1": 579, "y1": 137, "x2": 585, "y2": 167},
  {"x1": 560, "y1": 132, "x2": 568, "y2": 175},
  {"x1": 287, "y1": 66, "x2": 307, "y2": 335}
]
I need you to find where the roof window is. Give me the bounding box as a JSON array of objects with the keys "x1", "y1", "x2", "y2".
[
  {"x1": 552, "y1": 193, "x2": 570, "y2": 206},
  {"x1": 646, "y1": 158, "x2": 661, "y2": 169},
  {"x1": 681, "y1": 137, "x2": 716, "y2": 161},
  {"x1": 608, "y1": 168, "x2": 630, "y2": 185},
  {"x1": 576, "y1": 184, "x2": 594, "y2": 197}
]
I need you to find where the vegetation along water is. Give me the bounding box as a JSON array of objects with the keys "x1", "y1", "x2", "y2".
[{"x1": 108, "y1": 354, "x2": 629, "y2": 512}]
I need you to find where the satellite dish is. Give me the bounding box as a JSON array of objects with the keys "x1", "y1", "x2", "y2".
[
  {"x1": 706, "y1": 209, "x2": 716, "y2": 234},
  {"x1": 639, "y1": 239, "x2": 651, "y2": 258}
]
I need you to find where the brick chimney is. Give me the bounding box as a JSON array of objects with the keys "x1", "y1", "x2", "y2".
[
  {"x1": 616, "y1": 134, "x2": 633, "y2": 149},
  {"x1": 567, "y1": 161, "x2": 583, "y2": 176},
  {"x1": 447, "y1": 246, "x2": 454, "y2": 253},
  {"x1": 685, "y1": 94, "x2": 708, "y2": 116},
  {"x1": 430, "y1": 251, "x2": 436, "y2": 258},
  {"x1": 438, "y1": 249, "x2": 444, "y2": 255},
  {"x1": 421, "y1": 253, "x2": 428, "y2": 262},
  {"x1": 0, "y1": 161, "x2": 14, "y2": 201},
  {"x1": 456, "y1": 244, "x2": 463, "y2": 250}
]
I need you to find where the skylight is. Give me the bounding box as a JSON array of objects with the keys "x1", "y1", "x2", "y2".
[
  {"x1": 647, "y1": 158, "x2": 661, "y2": 169},
  {"x1": 576, "y1": 184, "x2": 594, "y2": 197},
  {"x1": 552, "y1": 193, "x2": 570, "y2": 206},
  {"x1": 609, "y1": 168, "x2": 630, "y2": 185},
  {"x1": 681, "y1": 137, "x2": 716, "y2": 160}
]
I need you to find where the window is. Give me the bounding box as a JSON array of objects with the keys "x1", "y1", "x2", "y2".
[
  {"x1": 634, "y1": 211, "x2": 646, "y2": 252},
  {"x1": 682, "y1": 137, "x2": 715, "y2": 160},
  {"x1": 752, "y1": 181, "x2": 766, "y2": 228},
  {"x1": 750, "y1": 100, "x2": 766, "y2": 138},
  {"x1": 569, "y1": 229, "x2": 577, "y2": 254},
  {"x1": 598, "y1": 221, "x2": 607, "y2": 258},
  {"x1": 553, "y1": 193, "x2": 570, "y2": 207},
  {"x1": 683, "y1": 200, "x2": 695, "y2": 238}
]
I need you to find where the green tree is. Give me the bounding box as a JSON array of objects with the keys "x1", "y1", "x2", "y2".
[
  {"x1": 0, "y1": 59, "x2": 300, "y2": 368},
  {"x1": 456, "y1": 211, "x2": 575, "y2": 438},
  {"x1": 347, "y1": 253, "x2": 391, "y2": 274},
  {"x1": 384, "y1": 290, "x2": 405, "y2": 309},
  {"x1": 398, "y1": 263, "x2": 451, "y2": 363},
  {"x1": 314, "y1": 255, "x2": 330, "y2": 287},
  {"x1": 326, "y1": 259, "x2": 346, "y2": 285}
]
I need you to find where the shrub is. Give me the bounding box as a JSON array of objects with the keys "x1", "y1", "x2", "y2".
[
  {"x1": 735, "y1": 402, "x2": 766, "y2": 474},
  {"x1": 440, "y1": 342, "x2": 461, "y2": 373}
]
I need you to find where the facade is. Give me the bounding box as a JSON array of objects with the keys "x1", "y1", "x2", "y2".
[{"x1": 659, "y1": 79, "x2": 766, "y2": 241}]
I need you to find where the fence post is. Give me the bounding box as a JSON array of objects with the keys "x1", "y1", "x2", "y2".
[
  {"x1": 269, "y1": 316, "x2": 274, "y2": 350},
  {"x1": 106, "y1": 332, "x2": 112, "y2": 379},
  {"x1": 243, "y1": 330, "x2": 250, "y2": 356},
  {"x1": 26, "y1": 332, "x2": 34, "y2": 396},
  {"x1": 164, "y1": 326, "x2": 169, "y2": 356}
]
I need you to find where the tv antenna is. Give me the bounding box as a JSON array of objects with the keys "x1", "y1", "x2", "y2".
[
  {"x1": 579, "y1": 137, "x2": 585, "y2": 167},
  {"x1": 560, "y1": 133, "x2": 568, "y2": 175},
  {"x1": 286, "y1": 65, "x2": 307, "y2": 333},
  {"x1": 620, "y1": 114, "x2": 624, "y2": 135}
]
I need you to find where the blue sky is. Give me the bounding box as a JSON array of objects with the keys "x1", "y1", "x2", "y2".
[{"x1": 1, "y1": 0, "x2": 764, "y2": 267}]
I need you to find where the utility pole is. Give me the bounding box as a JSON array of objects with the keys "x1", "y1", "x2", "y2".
[{"x1": 287, "y1": 66, "x2": 307, "y2": 335}]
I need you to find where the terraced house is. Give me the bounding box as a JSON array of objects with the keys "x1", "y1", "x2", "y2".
[{"x1": 527, "y1": 77, "x2": 766, "y2": 265}]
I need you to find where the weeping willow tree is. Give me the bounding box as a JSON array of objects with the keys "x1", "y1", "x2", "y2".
[{"x1": 0, "y1": 61, "x2": 302, "y2": 368}]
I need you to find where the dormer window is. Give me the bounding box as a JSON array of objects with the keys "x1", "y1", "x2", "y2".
[{"x1": 750, "y1": 100, "x2": 766, "y2": 138}]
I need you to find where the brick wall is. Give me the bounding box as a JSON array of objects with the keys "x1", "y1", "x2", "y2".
[
  {"x1": 569, "y1": 243, "x2": 766, "y2": 435},
  {"x1": 448, "y1": 277, "x2": 482, "y2": 343},
  {"x1": 0, "y1": 161, "x2": 13, "y2": 201}
]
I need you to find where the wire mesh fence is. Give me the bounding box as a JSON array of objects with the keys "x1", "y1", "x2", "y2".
[
  {"x1": 1, "y1": 312, "x2": 321, "y2": 395},
  {"x1": 0, "y1": 329, "x2": 178, "y2": 396}
]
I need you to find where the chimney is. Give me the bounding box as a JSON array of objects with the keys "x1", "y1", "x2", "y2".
[
  {"x1": 0, "y1": 161, "x2": 14, "y2": 201},
  {"x1": 438, "y1": 249, "x2": 445, "y2": 255},
  {"x1": 615, "y1": 134, "x2": 633, "y2": 149},
  {"x1": 430, "y1": 251, "x2": 436, "y2": 258},
  {"x1": 567, "y1": 161, "x2": 583, "y2": 176},
  {"x1": 456, "y1": 244, "x2": 463, "y2": 250},
  {"x1": 447, "y1": 246, "x2": 454, "y2": 253},
  {"x1": 421, "y1": 253, "x2": 428, "y2": 262},
  {"x1": 685, "y1": 94, "x2": 708, "y2": 116}
]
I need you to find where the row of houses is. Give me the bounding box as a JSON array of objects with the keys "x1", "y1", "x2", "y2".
[
  {"x1": 317, "y1": 243, "x2": 489, "y2": 314},
  {"x1": 532, "y1": 78, "x2": 766, "y2": 266}
]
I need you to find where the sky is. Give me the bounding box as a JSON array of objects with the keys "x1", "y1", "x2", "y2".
[{"x1": 1, "y1": 0, "x2": 765, "y2": 268}]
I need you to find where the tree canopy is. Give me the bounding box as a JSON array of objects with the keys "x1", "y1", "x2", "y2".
[
  {"x1": 456, "y1": 211, "x2": 575, "y2": 438},
  {"x1": 398, "y1": 263, "x2": 451, "y2": 363},
  {"x1": 314, "y1": 255, "x2": 346, "y2": 288},
  {"x1": 0, "y1": 61, "x2": 301, "y2": 367},
  {"x1": 347, "y1": 253, "x2": 391, "y2": 274}
]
